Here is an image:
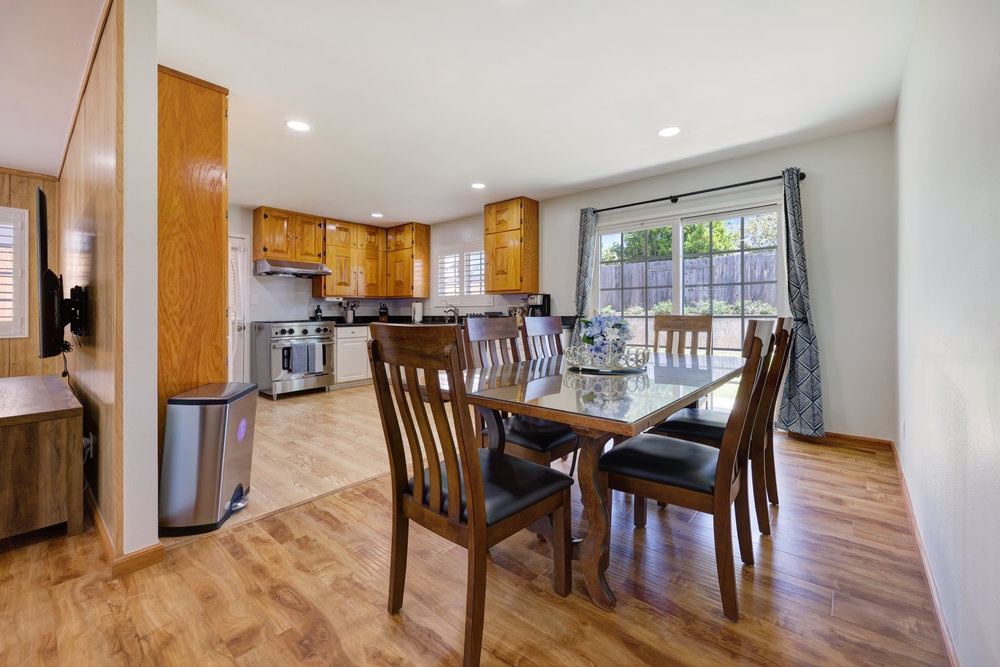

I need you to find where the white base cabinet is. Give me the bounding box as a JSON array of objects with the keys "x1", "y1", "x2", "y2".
[{"x1": 335, "y1": 326, "x2": 371, "y2": 384}]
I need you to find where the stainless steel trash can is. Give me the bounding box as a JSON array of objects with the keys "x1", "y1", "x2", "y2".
[{"x1": 159, "y1": 382, "x2": 258, "y2": 535}]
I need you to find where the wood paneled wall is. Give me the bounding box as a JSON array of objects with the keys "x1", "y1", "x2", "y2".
[
  {"x1": 156, "y1": 67, "x2": 229, "y2": 445},
  {"x1": 0, "y1": 169, "x2": 61, "y2": 379},
  {"x1": 58, "y1": 1, "x2": 122, "y2": 554}
]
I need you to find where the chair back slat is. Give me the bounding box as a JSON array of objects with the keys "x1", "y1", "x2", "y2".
[
  {"x1": 464, "y1": 317, "x2": 522, "y2": 369},
  {"x1": 521, "y1": 316, "x2": 564, "y2": 360},
  {"x1": 751, "y1": 317, "x2": 794, "y2": 446},
  {"x1": 653, "y1": 314, "x2": 713, "y2": 354},
  {"x1": 369, "y1": 323, "x2": 483, "y2": 525}
]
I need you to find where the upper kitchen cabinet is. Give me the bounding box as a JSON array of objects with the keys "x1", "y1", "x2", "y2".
[
  {"x1": 484, "y1": 196, "x2": 538, "y2": 294},
  {"x1": 313, "y1": 220, "x2": 386, "y2": 298},
  {"x1": 385, "y1": 222, "x2": 430, "y2": 298},
  {"x1": 252, "y1": 207, "x2": 325, "y2": 263}
]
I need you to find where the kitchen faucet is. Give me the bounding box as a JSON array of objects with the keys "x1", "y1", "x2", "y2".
[{"x1": 443, "y1": 304, "x2": 459, "y2": 323}]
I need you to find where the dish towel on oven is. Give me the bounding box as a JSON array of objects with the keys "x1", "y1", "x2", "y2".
[
  {"x1": 309, "y1": 343, "x2": 323, "y2": 373},
  {"x1": 290, "y1": 343, "x2": 309, "y2": 373}
]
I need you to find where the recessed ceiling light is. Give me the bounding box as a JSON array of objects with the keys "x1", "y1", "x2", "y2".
[
  {"x1": 471, "y1": 183, "x2": 486, "y2": 190},
  {"x1": 657, "y1": 126, "x2": 681, "y2": 138},
  {"x1": 371, "y1": 212, "x2": 383, "y2": 218},
  {"x1": 286, "y1": 120, "x2": 311, "y2": 132}
]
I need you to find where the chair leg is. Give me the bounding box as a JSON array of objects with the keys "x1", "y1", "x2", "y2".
[
  {"x1": 633, "y1": 496, "x2": 647, "y2": 528},
  {"x1": 567, "y1": 448, "x2": 579, "y2": 477},
  {"x1": 764, "y1": 426, "x2": 779, "y2": 505},
  {"x1": 464, "y1": 541, "x2": 488, "y2": 667},
  {"x1": 552, "y1": 490, "x2": 571, "y2": 596},
  {"x1": 751, "y1": 452, "x2": 771, "y2": 536},
  {"x1": 712, "y1": 509, "x2": 739, "y2": 621},
  {"x1": 388, "y1": 505, "x2": 409, "y2": 614},
  {"x1": 735, "y1": 490, "x2": 755, "y2": 568}
]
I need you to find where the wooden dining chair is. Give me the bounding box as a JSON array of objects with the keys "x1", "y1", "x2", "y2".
[
  {"x1": 368, "y1": 323, "x2": 573, "y2": 667},
  {"x1": 519, "y1": 315, "x2": 580, "y2": 473},
  {"x1": 519, "y1": 315, "x2": 565, "y2": 359},
  {"x1": 649, "y1": 318, "x2": 793, "y2": 535},
  {"x1": 652, "y1": 314, "x2": 713, "y2": 354},
  {"x1": 465, "y1": 317, "x2": 579, "y2": 469},
  {"x1": 598, "y1": 319, "x2": 773, "y2": 621}
]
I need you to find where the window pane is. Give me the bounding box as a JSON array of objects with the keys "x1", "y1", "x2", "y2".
[
  {"x1": 745, "y1": 248, "x2": 777, "y2": 282},
  {"x1": 713, "y1": 219, "x2": 741, "y2": 251},
  {"x1": 622, "y1": 231, "x2": 646, "y2": 260},
  {"x1": 682, "y1": 254, "x2": 710, "y2": 287},
  {"x1": 744, "y1": 212, "x2": 778, "y2": 249},
  {"x1": 598, "y1": 290, "x2": 621, "y2": 315},
  {"x1": 622, "y1": 289, "x2": 646, "y2": 316},
  {"x1": 682, "y1": 286, "x2": 712, "y2": 314},
  {"x1": 746, "y1": 283, "x2": 777, "y2": 315},
  {"x1": 648, "y1": 226, "x2": 672, "y2": 257},
  {"x1": 599, "y1": 262, "x2": 621, "y2": 289},
  {"x1": 712, "y1": 251, "x2": 740, "y2": 284},
  {"x1": 600, "y1": 233, "x2": 622, "y2": 263},
  {"x1": 713, "y1": 284, "x2": 742, "y2": 315},
  {"x1": 623, "y1": 316, "x2": 647, "y2": 346},
  {"x1": 647, "y1": 258, "x2": 672, "y2": 287},
  {"x1": 713, "y1": 317, "x2": 743, "y2": 350},
  {"x1": 649, "y1": 289, "x2": 672, "y2": 314},
  {"x1": 683, "y1": 222, "x2": 711, "y2": 255},
  {"x1": 622, "y1": 260, "x2": 646, "y2": 289}
]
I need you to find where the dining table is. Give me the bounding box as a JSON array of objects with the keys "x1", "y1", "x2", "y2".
[{"x1": 463, "y1": 351, "x2": 746, "y2": 611}]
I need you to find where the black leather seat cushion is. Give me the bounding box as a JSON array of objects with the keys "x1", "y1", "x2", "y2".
[
  {"x1": 409, "y1": 449, "x2": 574, "y2": 526},
  {"x1": 598, "y1": 433, "x2": 720, "y2": 495},
  {"x1": 650, "y1": 407, "x2": 728, "y2": 443},
  {"x1": 501, "y1": 414, "x2": 577, "y2": 453}
]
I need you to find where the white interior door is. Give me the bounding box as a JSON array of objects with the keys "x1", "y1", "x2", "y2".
[{"x1": 227, "y1": 235, "x2": 249, "y2": 382}]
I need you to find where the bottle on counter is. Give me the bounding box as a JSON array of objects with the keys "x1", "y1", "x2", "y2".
[
  {"x1": 313, "y1": 305, "x2": 323, "y2": 320},
  {"x1": 378, "y1": 302, "x2": 388, "y2": 322}
]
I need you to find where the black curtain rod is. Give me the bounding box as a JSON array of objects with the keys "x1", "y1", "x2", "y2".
[{"x1": 594, "y1": 171, "x2": 806, "y2": 214}]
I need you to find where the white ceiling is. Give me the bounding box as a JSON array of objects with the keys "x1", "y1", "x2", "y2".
[{"x1": 4, "y1": 1, "x2": 917, "y2": 224}]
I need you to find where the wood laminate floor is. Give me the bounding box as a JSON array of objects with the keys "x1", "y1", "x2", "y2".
[{"x1": 0, "y1": 386, "x2": 950, "y2": 665}]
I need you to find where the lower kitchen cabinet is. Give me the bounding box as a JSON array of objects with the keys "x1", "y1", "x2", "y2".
[{"x1": 335, "y1": 326, "x2": 371, "y2": 384}]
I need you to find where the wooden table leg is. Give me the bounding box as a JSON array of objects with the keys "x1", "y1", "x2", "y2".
[{"x1": 574, "y1": 429, "x2": 616, "y2": 611}]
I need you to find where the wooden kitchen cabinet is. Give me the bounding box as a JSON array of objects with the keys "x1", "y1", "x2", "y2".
[
  {"x1": 335, "y1": 326, "x2": 371, "y2": 385},
  {"x1": 385, "y1": 222, "x2": 430, "y2": 298},
  {"x1": 252, "y1": 207, "x2": 325, "y2": 263},
  {"x1": 484, "y1": 196, "x2": 538, "y2": 294},
  {"x1": 313, "y1": 220, "x2": 386, "y2": 298}
]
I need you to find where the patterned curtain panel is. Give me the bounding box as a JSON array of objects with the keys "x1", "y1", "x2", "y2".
[
  {"x1": 777, "y1": 167, "x2": 825, "y2": 437},
  {"x1": 574, "y1": 207, "x2": 598, "y2": 319}
]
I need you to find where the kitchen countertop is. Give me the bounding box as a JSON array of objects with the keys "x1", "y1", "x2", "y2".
[{"x1": 313, "y1": 315, "x2": 576, "y2": 328}]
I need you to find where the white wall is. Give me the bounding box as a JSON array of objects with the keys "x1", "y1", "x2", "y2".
[
  {"x1": 896, "y1": 0, "x2": 1000, "y2": 663},
  {"x1": 121, "y1": 0, "x2": 159, "y2": 554},
  {"x1": 538, "y1": 125, "x2": 898, "y2": 440}
]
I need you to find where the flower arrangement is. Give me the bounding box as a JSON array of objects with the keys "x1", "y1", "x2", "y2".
[
  {"x1": 576, "y1": 314, "x2": 631, "y2": 354},
  {"x1": 566, "y1": 314, "x2": 649, "y2": 372}
]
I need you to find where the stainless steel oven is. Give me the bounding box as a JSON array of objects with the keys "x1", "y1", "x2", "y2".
[{"x1": 252, "y1": 321, "x2": 335, "y2": 399}]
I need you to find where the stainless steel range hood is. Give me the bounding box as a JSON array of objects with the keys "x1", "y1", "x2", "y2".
[{"x1": 253, "y1": 258, "x2": 332, "y2": 278}]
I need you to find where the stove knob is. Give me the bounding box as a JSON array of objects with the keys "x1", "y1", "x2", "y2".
[
  {"x1": 301, "y1": 328, "x2": 308, "y2": 335},
  {"x1": 315, "y1": 327, "x2": 321, "y2": 333},
  {"x1": 322, "y1": 327, "x2": 329, "y2": 332},
  {"x1": 279, "y1": 328, "x2": 287, "y2": 335}
]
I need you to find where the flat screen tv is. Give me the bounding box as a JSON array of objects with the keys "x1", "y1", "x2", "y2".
[
  {"x1": 36, "y1": 187, "x2": 65, "y2": 358},
  {"x1": 36, "y1": 187, "x2": 87, "y2": 359}
]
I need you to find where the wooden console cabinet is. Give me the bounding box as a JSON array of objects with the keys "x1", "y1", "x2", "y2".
[{"x1": 0, "y1": 375, "x2": 83, "y2": 539}]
